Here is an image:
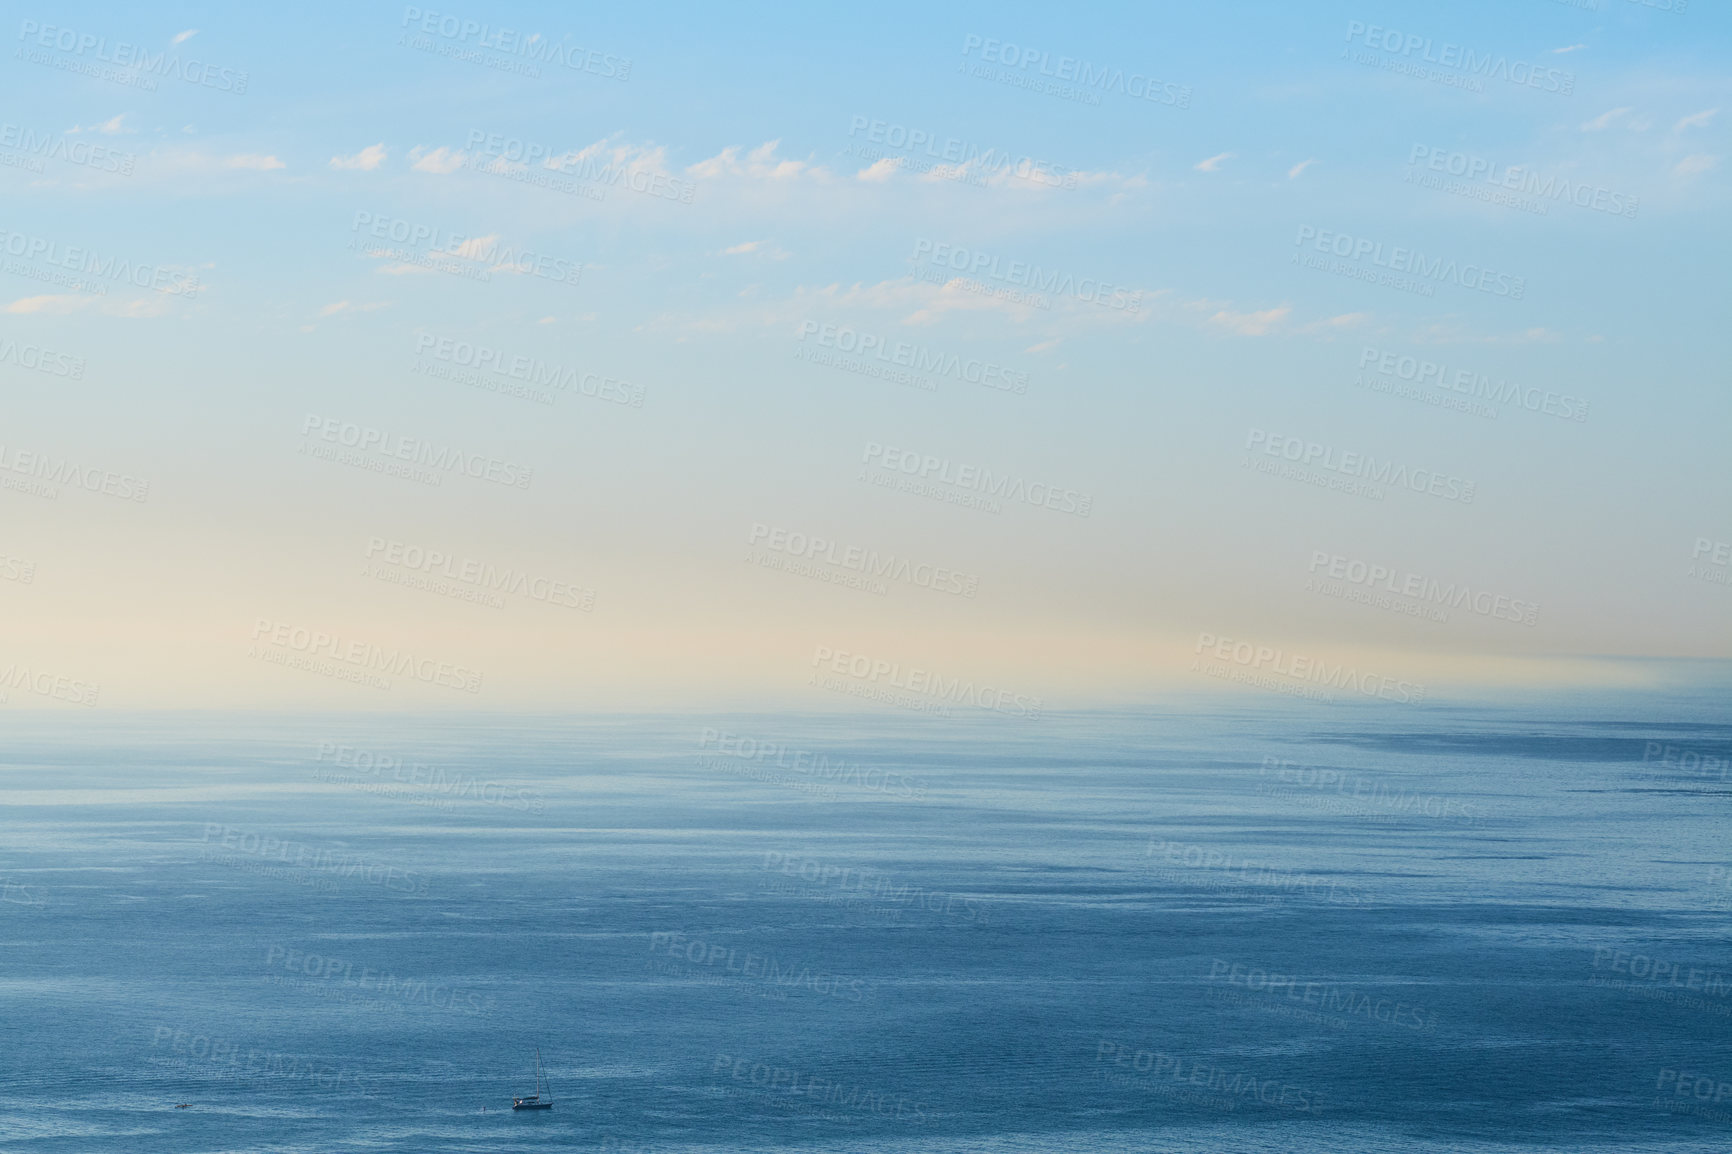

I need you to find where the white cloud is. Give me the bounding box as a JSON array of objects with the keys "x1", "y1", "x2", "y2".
[
  {"x1": 68, "y1": 114, "x2": 129, "y2": 136},
  {"x1": 1550, "y1": 44, "x2": 1585, "y2": 54},
  {"x1": 1287, "y1": 158, "x2": 1316, "y2": 180},
  {"x1": 172, "y1": 29, "x2": 198, "y2": 45},
  {"x1": 1024, "y1": 339, "x2": 1061, "y2": 354},
  {"x1": 1675, "y1": 108, "x2": 1718, "y2": 132},
  {"x1": 223, "y1": 154, "x2": 285, "y2": 170},
  {"x1": 316, "y1": 300, "x2": 388, "y2": 317},
  {"x1": 723, "y1": 241, "x2": 791, "y2": 259},
  {"x1": 1581, "y1": 107, "x2": 1633, "y2": 131},
  {"x1": 4, "y1": 294, "x2": 96, "y2": 315},
  {"x1": 4, "y1": 293, "x2": 170, "y2": 317},
  {"x1": 452, "y1": 234, "x2": 502, "y2": 262},
  {"x1": 688, "y1": 141, "x2": 821, "y2": 182},
  {"x1": 330, "y1": 144, "x2": 387, "y2": 171},
  {"x1": 409, "y1": 145, "x2": 468, "y2": 174},
  {"x1": 1298, "y1": 312, "x2": 1370, "y2": 334},
  {"x1": 1195, "y1": 152, "x2": 1233, "y2": 173},
  {"x1": 1675, "y1": 153, "x2": 1717, "y2": 176},
  {"x1": 1208, "y1": 305, "x2": 1289, "y2": 335},
  {"x1": 856, "y1": 157, "x2": 903, "y2": 183}
]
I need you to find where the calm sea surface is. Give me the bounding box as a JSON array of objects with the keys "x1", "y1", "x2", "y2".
[{"x1": 3, "y1": 703, "x2": 1730, "y2": 1152}]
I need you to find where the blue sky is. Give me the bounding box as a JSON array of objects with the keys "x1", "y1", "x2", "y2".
[{"x1": 2, "y1": 1, "x2": 1728, "y2": 709}]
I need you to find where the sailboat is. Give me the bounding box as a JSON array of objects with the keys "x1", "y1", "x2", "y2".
[{"x1": 512, "y1": 1047, "x2": 553, "y2": 1110}]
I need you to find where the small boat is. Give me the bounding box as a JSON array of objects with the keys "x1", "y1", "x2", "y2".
[
  {"x1": 173, "y1": 1104, "x2": 191, "y2": 1109},
  {"x1": 512, "y1": 1047, "x2": 553, "y2": 1111}
]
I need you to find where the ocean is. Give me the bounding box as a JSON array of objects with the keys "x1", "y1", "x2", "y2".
[{"x1": 3, "y1": 703, "x2": 1730, "y2": 1152}]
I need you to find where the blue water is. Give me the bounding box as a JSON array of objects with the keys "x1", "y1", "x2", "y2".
[{"x1": 3, "y1": 705, "x2": 1731, "y2": 1152}]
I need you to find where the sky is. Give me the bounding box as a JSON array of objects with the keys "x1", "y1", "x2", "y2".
[{"x1": 1, "y1": 0, "x2": 1728, "y2": 711}]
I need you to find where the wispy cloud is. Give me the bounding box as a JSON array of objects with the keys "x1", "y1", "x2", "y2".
[
  {"x1": 1675, "y1": 154, "x2": 1717, "y2": 176},
  {"x1": 68, "y1": 114, "x2": 129, "y2": 136},
  {"x1": 1287, "y1": 158, "x2": 1316, "y2": 180},
  {"x1": 1675, "y1": 108, "x2": 1718, "y2": 132},
  {"x1": 408, "y1": 145, "x2": 467, "y2": 174},
  {"x1": 688, "y1": 141, "x2": 822, "y2": 182},
  {"x1": 1299, "y1": 312, "x2": 1370, "y2": 334},
  {"x1": 224, "y1": 154, "x2": 284, "y2": 171},
  {"x1": 4, "y1": 295, "x2": 94, "y2": 315},
  {"x1": 1581, "y1": 107, "x2": 1634, "y2": 132},
  {"x1": 1550, "y1": 44, "x2": 1585, "y2": 54},
  {"x1": 722, "y1": 240, "x2": 790, "y2": 259},
  {"x1": 172, "y1": 29, "x2": 198, "y2": 45},
  {"x1": 1195, "y1": 152, "x2": 1234, "y2": 173},
  {"x1": 856, "y1": 157, "x2": 902, "y2": 183},
  {"x1": 316, "y1": 300, "x2": 389, "y2": 317},
  {"x1": 1208, "y1": 305, "x2": 1289, "y2": 335},
  {"x1": 5, "y1": 293, "x2": 171, "y2": 317},
  {"x1": 330, "y1": 144, "x2": 387, "y2": 171}
]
